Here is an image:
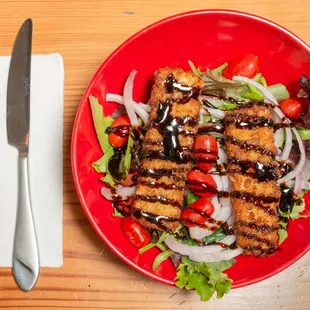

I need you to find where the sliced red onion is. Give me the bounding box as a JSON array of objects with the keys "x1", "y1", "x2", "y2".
[
  {"x1": 139, "y1": 103, "x2": 151, "y2": 113},
  {"x1": 189, "y1": 248, "x2": 243, "y2": 263},
  {"x1": 106, "y1": 93, "x2": 124, "y2": 104},
  {"x1": 211, "y1": 196, "x2": 222, "y2": 218},
  {"x1": 221, "y1": 175, "x2": 231, "y2": 192},
  {"x1": 302, "y1": 182, "x2": 310, "y2": 190},
  {"x1": 164, "y1": 235, "x2": 236, "y2": 256},
  {"x1": 273, "y1": 107, "x2": 292, "y2": 161},
  {"x1": 212, "y1": 175, "x2": 223, "y2": 191},
  {"x1": 278, "y1": 127, "x2": 306, "y2": 183},
  {"x1": 233, "y1": 76, "x2": 278, "y2": 105},
  {"x1": 189, "y1": 205, "x2": 232, "y2": 240},
  {"x1": 123, "y1": 70, "x2": 139, "y2": 126},
  {"x1": 226, "y1": 211, "x2": 235, "y2": 226},
  {"x1": 106, "y1": 93, "x2": 150, "y2": 111},
  {"x1": 106, "y1": 93, "x2": 150, "y2": 124},
  {"x1": 286, "y1": 180, "x2": 310, "y2": 190},
  {"x1": 133, "y1": 103, "x2": 149, "y2": 124},
  {"x1": 302, "y1": 158, "x2": 310, "y2": 185},
  {"x1": 101, "y1": 185, "x2": 135, "y2": 201},
  {"x1": 217, "y1": 146, "x2": 228, "y2": 164},
  {"x1": 206, "y1": 107, "x2": 225, "y2": 119},
  {"x1": 294, "y1": 173, "x2": 303, "y2": 196}
]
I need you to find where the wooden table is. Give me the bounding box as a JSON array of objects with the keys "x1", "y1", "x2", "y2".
[{"x1": 1, "y1": 1, "x2": 310, "y2": 309}]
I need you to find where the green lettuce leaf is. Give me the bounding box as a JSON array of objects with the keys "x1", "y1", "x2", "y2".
[
  {"x1": 93, "y1": 147, "x2": 114, "y2": 173},
  {"x1": 175, "y1": 256, "x2": 235, "y2": 301},
  {"x1": 187, "y1": 191, "x2": 200, "y2": 205},
  {"x1": 296, "y1": 127, "x2": 310, "y2": 141},
  {"x1": 100, "y1": 173, "x2": 116, "y2": 188},
  {"x1": 278, "y1": 191, "x2": 307, "y2": 243},
  {"x1": 253, "y1": 73, "x2": 267, "y2": 87},
  {"x1": 242, "y1": 83, "x2": 264, "y2": 100},
  {"x1": 182, "y1": 237, "x2": 199, "y2": 246},
  {"x1": 119, "y1": 130, "x2": 135, "y2": 177},
  {"x1": 89, "y1": 95, "x2": 113, "y2": 153},
  {"x1": 188, "y1": 60, "x2": 203, "y2": 76},
  {"x1": 278, "y1": 229, "x2": 288, "y2": 244},
  {"x1": 113, "y1": 208, "x2": 124, "y2": 218},
  {"x1": 152, "y1": 249, "x2": 174, "y2": 271},
  {"x1": 202, "y1": 227, "x2": 226, "y2": 244},
  {"x1": 210, "y1": 63, "x2": 228, "y2": 77},
  {"x1": 202, "y1": 70, "x2": 248, "y2": 100},
  {"x1": 139, "y1": 232, "x2": 169, "y2": 254},
  {"x1": 218, "y1": 101, "x2": 238, "y2": 111},
  {"x1": 267, "y1": 84, "x2": 290, "y2": 102}
]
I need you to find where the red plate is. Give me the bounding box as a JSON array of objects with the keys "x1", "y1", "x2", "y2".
[{"x1": 71, "y1": 9, "x2": 310, "y2": 288}]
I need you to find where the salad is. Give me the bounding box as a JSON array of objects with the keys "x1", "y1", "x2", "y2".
[{"x1": 89, "y1": 54, "x2": 310, "y2": 301}]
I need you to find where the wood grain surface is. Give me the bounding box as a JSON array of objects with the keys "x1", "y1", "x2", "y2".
[{"x1": 1, "y1": 1, "x2": 310, "y2": 309}]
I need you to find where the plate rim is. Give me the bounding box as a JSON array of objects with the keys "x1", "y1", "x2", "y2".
[{"x1": 71, "y1": 8, "x2": 310, "y2": 289}]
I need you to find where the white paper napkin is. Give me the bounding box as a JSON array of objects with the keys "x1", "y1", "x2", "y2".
[{"x1": 0, "y1": 53, "x2": 64, "y2": 267}]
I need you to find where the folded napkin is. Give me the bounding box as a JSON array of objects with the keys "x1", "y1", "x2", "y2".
[{"x1": 0, "y1": 53, "x2": 64, "y2": 267}]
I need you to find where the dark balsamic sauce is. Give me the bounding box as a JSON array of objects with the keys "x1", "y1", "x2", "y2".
[
  {"x1": 132, "y1": 208, "x2": 178, "y2": 231},
  {"x1": 153, "y1": 100, "x2": 188, "y2": 163},
  {"x1": 274, "y1": 122, "x2": 295, "y2": 131},
  {"x1": 106, "y1": 125, "x2": 130, "y2": 138},
  {"x1": 279, "y1": 186, "x2": 293, "y2": 213},
  {"x1": 140, "y1": 168, "x2": 186, "y2": 181},
  {"x1": 226, "y1": 136, "x2": 275, "y2": 157},
  {"x1": 108, "y1": 148, "x2": 125, "y2": 181},
  {"x1": 198, "y1": 123, "x2": 225, "y2": 135},
  {"x1": 139, "y1": 180, "x2": 183, "y2": 191},
  {"x1": 229, "y1": 158, "x2": 277, "y2": 182},
  {"x1": 235, "y1": 220, "x2": 278, "y2": 232},
  {"x1": 165, "y1": 73, "x2": 199, "y2": 101},
  {"x1": 226, "y1": 115, "x2": 274, "y2": 129},
  {"x1": 135, "y1": 194, "x2": 181, "y2": 208},
  {"x1": 278, "y1": 161, "x2": 294, "y2": 178}
]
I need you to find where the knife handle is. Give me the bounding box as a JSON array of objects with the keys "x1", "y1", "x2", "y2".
[{"x1": 12, "y1": 156, "x2": 40, "y2": 292}]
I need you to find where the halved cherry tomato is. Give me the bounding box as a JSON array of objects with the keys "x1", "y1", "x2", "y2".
[
  {"x1": 223, "y1": 54, "x2": 259, "y2": 80},
  {"x1": 187, "y1": 169, "x2": 217, "y2": 198},
  {"x1": 279, "y1": 98, "x2": 302, "y2": 120},
  {"x1": 194, "y1": 135, "x2": 218, "y2": 172},
  {"x1": 108, "y1": 116, "x2": 131, "y2": 148},
  {"x1": 181, "y1": 197, "x2": 215, "y2": 227},
  {"x1": 121, "y1": 216, "x2": 150, "y2": 248},
  {"x1": 121, "y1": 170, "x2": 138, "y2": 187}
]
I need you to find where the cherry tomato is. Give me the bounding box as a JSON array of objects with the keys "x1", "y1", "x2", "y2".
[
  {"x1": 122, "y1": 216, "x2": 150, "y2": 248},
  {"x1": 194, "y1": 135, "x2": 218, "y2": 172},
  {"x1": 121, "y1": 171, "x2": 138, "y2": 187},
  {"x1": 181, "y1": 197, "x2": 215, "y2": 227},
  {"x1": 121, "y1": 216, "x2": 150, "y2": 248},
  {"x1": 108, "y1": 116, "x2": 131, "y2": 148},
  {"x1": 187, "y1": 169, "x2": 217, "y2": 198},
  {"x1": 223, "y1": 54, "x2": 259, "y2": 80},
  {"x1": 279, "y1": 98, "x2": 302, "y2": 120}
]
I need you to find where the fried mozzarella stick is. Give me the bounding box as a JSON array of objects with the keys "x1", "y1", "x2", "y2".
[
  {"x1": 225, "y1": 102, "x2": 281, "y2": 256},
  {"x1": 132, "y1": 68, "x2": 204, "y2": 232}
]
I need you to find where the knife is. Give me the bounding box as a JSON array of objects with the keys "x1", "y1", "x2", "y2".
[{"x1": 7, "y1": 18, "x2": 40, "y2": 292}]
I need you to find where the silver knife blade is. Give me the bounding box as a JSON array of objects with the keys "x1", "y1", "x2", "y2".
[
  {"x1": 7, "y1": 18, "x2": 32, "y2": 154},
  {"x1": 7, "y1": 18, "x2": 40, "y2": 292}
]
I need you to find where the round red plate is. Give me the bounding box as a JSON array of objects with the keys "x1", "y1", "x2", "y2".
[{"x1": 71, "y1": 9, "x2": 310, "y2": 288}]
